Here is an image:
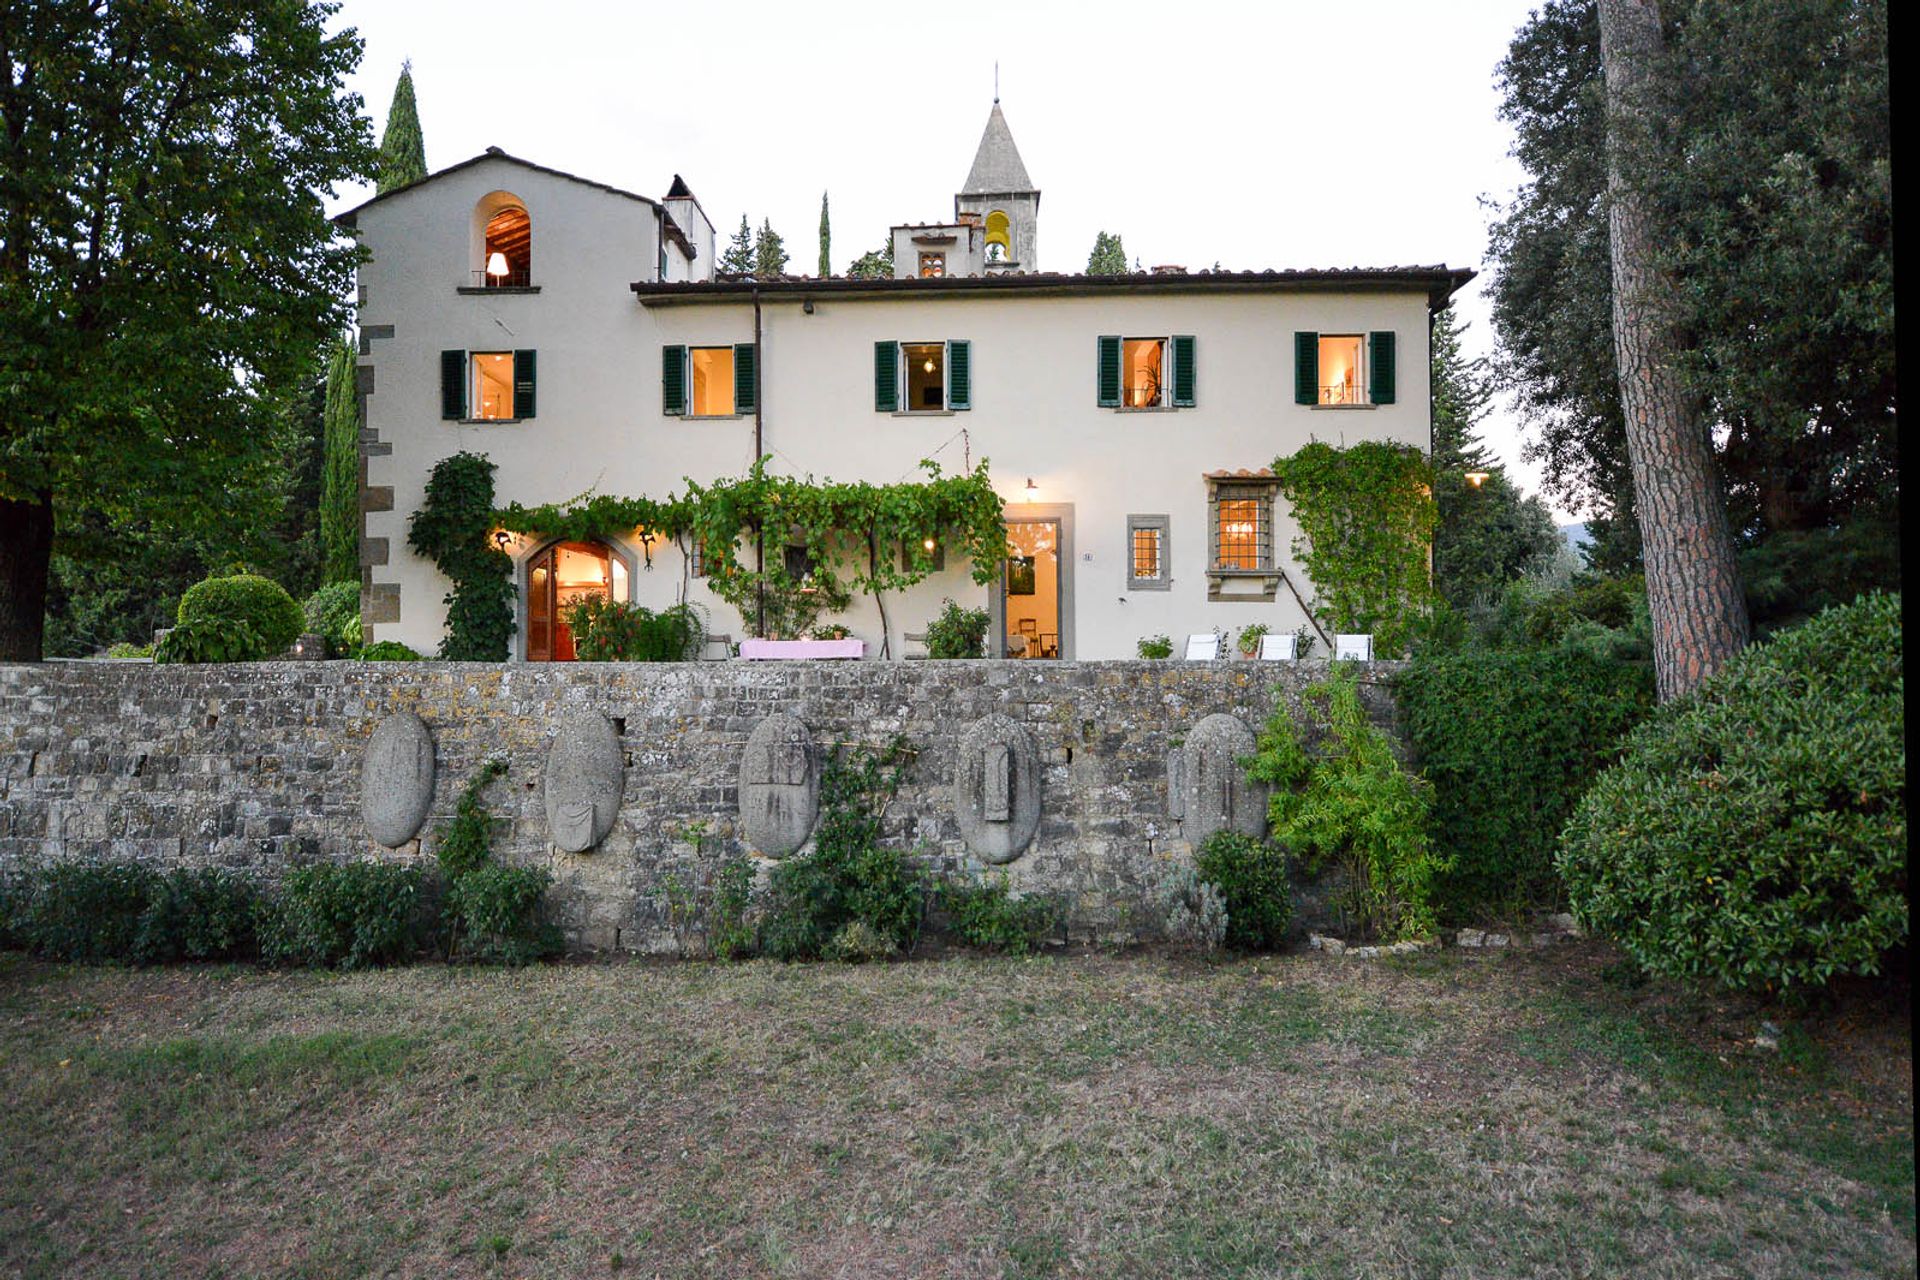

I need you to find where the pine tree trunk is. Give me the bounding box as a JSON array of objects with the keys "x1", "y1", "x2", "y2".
[
  {"x1": 0, "y1": 490, "x2": 54, "y2": 661},
  {"x1": 1598, "y1": 0, "x2": 1749, "y2": 701}
]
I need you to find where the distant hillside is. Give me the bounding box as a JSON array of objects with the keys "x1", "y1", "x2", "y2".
[{"x1": 1560, "y1": 522, "x2": 1591, "y2": 550}]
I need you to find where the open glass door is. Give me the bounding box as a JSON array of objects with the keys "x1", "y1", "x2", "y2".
[
  {"x1": 1000, "y1": 518, "x2": 1062, "y2": 659},
  {"x1": 525, "y1": 540, "x2": 625, "y2": 661}
]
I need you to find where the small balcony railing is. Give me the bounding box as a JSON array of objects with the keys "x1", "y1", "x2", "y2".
[
  {"x1": 1319, "y1": 382, "x2": 1368, "y2": 405},
  {"x1": 470, "y1": 268, "x2": 533, "y2": 288}
]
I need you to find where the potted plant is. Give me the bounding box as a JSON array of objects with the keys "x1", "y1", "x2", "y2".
[
  {"x1": 1236, "y1": 623, "x2": 1270, "y2": 659},
  {"x1": 1137, "y1": 634, "x2": 1173, "y2": 660}
]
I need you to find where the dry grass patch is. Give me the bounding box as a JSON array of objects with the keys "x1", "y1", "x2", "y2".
[{"x1": 0, "y1": 947, "x2": 1910, "y2": 1279}]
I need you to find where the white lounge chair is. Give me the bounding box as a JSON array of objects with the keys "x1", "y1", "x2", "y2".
[
  {"x1": 1184, "y1": 633, "x2": 1222, "y2": 660},
  {"x1": 1259, "y1": 632, "x2": 1298, "y2": 661},
  {"x1": 1334, "y1": 633, "x2": 1373, "y2": 662}
]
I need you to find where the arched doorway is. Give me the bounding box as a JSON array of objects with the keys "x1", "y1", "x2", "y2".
[{"x1": 526, "y1": 540, "x2": 627, "y2": 661}]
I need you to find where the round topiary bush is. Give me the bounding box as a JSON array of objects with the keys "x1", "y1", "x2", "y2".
[
  {"x1": 303, "y1": 581, "x2": 363, "y2": 656},
  {"x1": 177, "y1": 573, "x2": 304, "y2": 658},
  {"x1": 1557, "y1": 592, "x2": 1906, "y2": 993}
]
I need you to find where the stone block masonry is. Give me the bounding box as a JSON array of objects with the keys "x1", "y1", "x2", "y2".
[{"x1": 0, "y1": 660, "x2": 1404, "y2": 953}]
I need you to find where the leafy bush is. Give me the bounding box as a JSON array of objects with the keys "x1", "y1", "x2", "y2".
[
  {"x1": 1398, "y1": 648, "x2": 1654, "y2": 919},
  {"x1": 825, "y1": 920, "x2": 896, "y2": 963},
  {"x1": 133, "y1": 868, "x2": 260, "y2": 962},
  {"x1": 925, "y1": 598, "x2": 989, "y2": 659},
  {"x1": 709, "y1": 858, "x2": 757, "y2": 961},
  {"x1": 564, "y1": 597, "x2": 704, "y2": 661},
  {"x1": 1525, "y1": 574, "x2": 1642, "y2": 647},
  {"x1": 443, "y1": 864, "x2": 560, "y2": 965},
  {"x1": 1136, "y1": 634, "x2": 1173, "y2": 660},
  {"x1": 1558, "y1": 593, "x2": 1906, "y2": 993},
  {"x1": 1245, "y1": 666, "x2": 1442, "y2": 940},
  {"x1": 303, "y1": 581, "x2": 363, "y2": 656},
  {"x1": 177, "y1": 573, "x2": 304, "y2": 656},
  {"x1": 104, "y1": 641, "x2": 152, "y2": 659},
  {"x1": 762, "y1": 742, "x2": 925, "y2": 960},
  {"x1": 1193, "y1": 832, "x2": 1292, "y2": 950},
  {"x1": 13, "y1": 862, "x2": 158, "y2": 961},
  {"x1": 153, "y1": 617, "x2": 265, "y2": 664},
  {"x1": 940, "y1": 874, "x2": 1061, "y2": 954},
  {"x1": 357, "y1": 640, "x2": 423, "y2": 661},
  {"x1": 1157, "y1": 864, "x2": 1227, "y2": 952},
  {"x1": 260, "y1": 862, "x2": 425, "y2": 969}
]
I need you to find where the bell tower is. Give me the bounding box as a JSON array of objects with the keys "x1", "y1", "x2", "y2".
[{"x1": 954, "y1": 97, "x2": 1039, "y2": 272}]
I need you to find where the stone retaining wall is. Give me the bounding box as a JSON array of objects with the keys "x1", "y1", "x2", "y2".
[{"x1": 0, "y1": 659, "x2": 1405, "y2": 952}]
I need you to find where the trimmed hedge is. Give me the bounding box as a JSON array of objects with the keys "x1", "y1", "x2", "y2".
[
  {"x1": 177, "y1": 573, "x2": 304, "y2": 657},
  {"x1": 1558, "y1": 593, "x2": 1907, "y2": 993},
  {"x1": 1397, "y1": 648, "x2": 1655, "y2": 919},
  {"x1": 9, "y1": 864, "x2": 259, "y2": 963}
]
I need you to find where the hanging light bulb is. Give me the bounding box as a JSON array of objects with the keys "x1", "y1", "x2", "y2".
[
  {"x1": 922, "y1": 537, "x2": 937, "y2": 553},
  {"x1": 486, "y1": 251, "x2": 509, "y2": 279}
]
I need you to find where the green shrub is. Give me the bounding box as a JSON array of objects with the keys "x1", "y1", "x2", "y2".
[
  {"x1": 357, "y1": 640, "x2": 423, "y2": 661},
  {"x1": 103, "y1": 641, "x2": 152, "y2": 659},
  {"x1": 1525, "y1": 574, "x2": 1643, "y2": 647},
  {"x1": 1193, "y1": 832, "x2": 1292, "y2": 950},
  {"x1": 153, "y1": 617, "x2": 265, "y2": 664},
  {"x1": 1558, "y1": 593, "x2": 1907, "y2": 994},
  {"x1": 303, "y1": 582, "x2": 363, "y2": 656},
  {"x1": 1136, "y1": 634, "x2": 1173, "y2": 660},
  {"x1": 260, "y1": 862, "x2": 425, "y2": 969},
  {"x1": 14, "y1": 862, "x2": 158, "y2": 961},
  {"x1": 1156, "y1": 864, "x2": 1227, "y2": 952},
  {"x1": 709, "y1": 858, "x2": 757, "y2": 961},
  {"x1": 443, "y1": 864, "x2": 560, "y2": 965},
  {"x1": 1245, "y1": 666, "x2": 1442, "y2": 940},
  {"x1": 564, "y1": 597, "x2": 705, "y2": 661},
  {"x1": 825, "y1": 919, "x2": 896, "y2": 963},
  {"x1": 1398, "y1": 648, "x2": 1655, "y2": 919},
  {"x1": 177, "y1": 573, "x2": 304, "y2": 656},
  {"x1": 925, "y1": 599, "x2": 989, "y2": 659},
  {"x1": 762, "y1": 742, "x2": 925, "y2": 960},
  {"x1": 133, "y1": 868, "x2": 260, "y2": 962},
  {"x1": 940, "y1": 874, "x2": 1061, "y2": 954}
]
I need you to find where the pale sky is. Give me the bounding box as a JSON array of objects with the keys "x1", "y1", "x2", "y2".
[{"x1": 323, "y1": 0, "x2": 1573, "y2": 518}]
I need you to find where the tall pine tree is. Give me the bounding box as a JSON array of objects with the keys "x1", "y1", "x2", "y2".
[
  {"x1": 376, "y1": 61, "x2": 426, "y2": 192},
  {"x1": 720, "y1": 215, "x2": 754, "y2": 275},
  {"x1": 1086, "y1": 231, "x2": 1126, "y2": 275},
  {"x1": 754, "y1": 219, "x2": 789, "y2": 278},
  {"x1": 320, "y1": 336, "x2": 360, "y2": 585},
  {"x1": 818, "y1": 192, "x2": 831, "y2": 276}
]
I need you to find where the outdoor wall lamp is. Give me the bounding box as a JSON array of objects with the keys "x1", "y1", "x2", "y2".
[
  {"x1": 1465, "y1": 471, "x2": 1490, "y2": 488},
  {"x1": 493, "y1": 530, "x2": 512, "y2": 551}
]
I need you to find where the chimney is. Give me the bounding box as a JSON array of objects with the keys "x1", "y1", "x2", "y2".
[{"x1": 1152, "y1": 264, "x2": 1186, "y2": 275}]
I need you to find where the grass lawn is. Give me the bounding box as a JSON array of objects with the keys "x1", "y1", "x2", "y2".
[{"x1": 0, "y1": 944, "x2": 1911, "y2": 1279}]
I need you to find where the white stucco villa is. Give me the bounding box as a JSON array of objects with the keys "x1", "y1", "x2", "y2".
[{"x1": 337, "y1": 100, "x2": 1471, "y2": 661}]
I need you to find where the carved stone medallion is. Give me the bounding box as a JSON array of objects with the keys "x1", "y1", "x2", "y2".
[
  {"x1": 544, "y1": 709, "x2": 623, "y2": 853},
  {"x1": 953, "y1": 714, "x2": 1041, "y2": 863},
  {"x1": 362, "y1": 712, "x2": 436, "y2": 848},
  {"x1": 739, "y1": 713, "x2": 817, "y2": 857}
]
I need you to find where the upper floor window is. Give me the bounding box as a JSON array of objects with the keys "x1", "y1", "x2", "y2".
[
  {"x1": 919, "y1": 252, "x2": 946, "y2": 278},
  {"x1": 661, "y1": 344, "x2": 756, "y2": 417},
  {"x1": 1097, "y1": 334, "x2": 1195, "y2": 409},
  {"x1": 441, "y1": 349, "x2": 535, "y2": 421},
  {"x1": 481, "y1": 204, "x2": 531, "y2": 287},
  {"x1": 1294, "y1": 330, "x2": 1397, "y2": 406},
  {"x1": 874, "y1": 340, "x2": 971, "y2": 413}
]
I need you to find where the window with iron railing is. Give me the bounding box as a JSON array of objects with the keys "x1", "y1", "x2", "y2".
[{"x1": 1209, "y1": 485, "x2": 1274, "y2": 572}]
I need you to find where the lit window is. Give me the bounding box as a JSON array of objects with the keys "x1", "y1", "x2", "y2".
[
  {"x1": 1210, "y1": 484, "x2": 1274, "y2": 572},
  {"x1": 690, "y1": 347, "x2": 735, "y2": 415},
  {"x1": 1123, "y1": 339, "x2": 1165, "y2": 408},
  {"x1": 471, "y1": 352, "x2": 514, "y2": 420},
  {"x1": 904, "y1": 342, "x2": 945, "y2": 411},
  {"x1": 1318, "y1": 335, "x2": 1366, "y2": 405},
  {"x1": 482, "y1": 205, "x2": 530, "y2": 287},
  {"x1": 919, "y1": 252, "x2": 946, "y2": 278},
  {"x1": 1127, "y1": 515, "x2": 1170, "y2": 590}
]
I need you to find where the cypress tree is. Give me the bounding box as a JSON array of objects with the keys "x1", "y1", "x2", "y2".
[
  {"x1": 376, "y1": 61, "x2": 427, "y2": 193},
  {"x1": 320, "y1": 337, "x2": 360, "y2": 585},
  {"x1": 1086, "y1": 231, "x2": 1127, "y2": 275},
  {"x1": 720, "y1": 215, "x2": 754, "y2": 275},
  {"x1": 754, "y1": 219, "x2": 789, "y2": 278},
  {"x1": 818, "y1": 191, "x2": 831, "y2": 276}
]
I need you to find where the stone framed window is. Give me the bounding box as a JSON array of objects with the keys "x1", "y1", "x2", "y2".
[
  {"x1": 1126, "y1": 514, "x2": 1170, "y2": 590},
  {"x1": 1205, "y1": 472, "x2": 1281, "y2": 600}
]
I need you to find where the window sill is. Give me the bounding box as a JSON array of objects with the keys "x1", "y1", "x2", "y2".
[
  {"x1": 1114, "y1": 405, "x2": 1181, "y2": 413},
  {"x1": 892, "y1": 409, "x2": 956, "y2": 417},
  {"x1": 454, "y1": 417, "x2": 525, "y2": 425},
  {"x1": 1310, "y1": 402, "x2": 1376, "y2": 410},
  {"x1": 1207, "y1": 569, "x2": 1280, "y2": 601},
  {"x1": 683, "y1": 413, "x2": 745, "y2": 421},
  {"x1": 456, "y1": 285, "x2": 542, "y2": 295},
  {"x1": 1127, "y1": 580, "x2": 1172, "y2": 592}
]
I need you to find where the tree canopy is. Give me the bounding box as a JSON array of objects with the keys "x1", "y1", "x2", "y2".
[
  {"x1": 845, "y1": 243, "x2": 894, "y2": 280},
  {"x1": 0, "y1": 0, "x2": 376, "y2": 659},
  {"x1": 754, "y1": 219, "x2": 789, "y2": 278},
  {"x1": 1086, "y1": 231, "x2": 1127, "y2": 275},
  {"x1": 720, "y1": 216, "x2": 753, "y2": 275}
]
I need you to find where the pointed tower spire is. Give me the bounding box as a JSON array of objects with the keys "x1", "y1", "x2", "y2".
[{"x1": 962, "y1": 100, "x2": 1035, "y2": 195}]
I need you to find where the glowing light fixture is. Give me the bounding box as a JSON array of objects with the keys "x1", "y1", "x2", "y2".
[
  {"x1": 923, "y1": 357, "x2": 936, "y2": 374},
  {"x1": 486, "y1": 251, "x2": 510, "y2": 279},
  {"x1": 922, "y1": 537, "x2": 938, "y2": 552},
  {"x1": 1024, "y1": 477, "x2": 1039, "y2": 502},
  {"x1": 492, "y1": 529, "x2": 512, "y2": 551},
  {"x1": 1464, "y1": 471, "x2": 1491, "y2": 488}
]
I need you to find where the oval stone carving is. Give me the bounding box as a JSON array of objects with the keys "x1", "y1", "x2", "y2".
[
  {"x1": 544, "y1": 710, "x2": 623, "y2": 853},
  {"x1": 954, "y1": 714, "x2": 1041, "y2": 864},
  {"x1": 739, "y1": 713, "x2": 817, "y2": 858},
  {"x1": 362, "y1": 712, "x2": 436, "y2": 848},
  {"x1": 1179, "y1": 713, "x2": 1265, "y2": 845}
]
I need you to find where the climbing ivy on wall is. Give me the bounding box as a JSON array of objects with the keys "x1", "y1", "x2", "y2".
[
  {"x1": 1270, "y1": 441, "x2": 1436, "y2": 658},
  {"x1": 408, "y1": 452, "x2": 516, "y2": 659},
  {"x1": 494, "y1": 457, "x2": 1010, "y2": 648}
]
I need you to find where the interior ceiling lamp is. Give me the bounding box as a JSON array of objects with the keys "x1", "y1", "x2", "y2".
[
  {"x1": 1464, "y1": 471, "x2": 1491, "y2": 488},
  {"x1": 923, "y1": 356, "x2": 936, "y2": 373},
  {"x1": 486, "y1": 251, "x2": 510, "y2": 279}
]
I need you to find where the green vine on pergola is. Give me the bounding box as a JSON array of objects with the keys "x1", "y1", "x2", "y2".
[
  {"x1": 1270, "y1": 441, "x2": 1436, "y2": 658},
  {"x1": 492, "y1": 456, "x2": 1011, "y2": 651}
]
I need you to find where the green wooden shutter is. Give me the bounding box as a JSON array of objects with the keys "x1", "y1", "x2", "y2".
[
  {"x1": 440, "y1": 350, "x2": 466, "y2": 419},
  {"x1": 947, "y1": 339, "x2": 971, "y2": 410},
  {"x1": 1097, "y1": 335, "x2": 1121, "y2": 407},
  {"x1": 512, "y1": 350, "x2": 536, "y2": 419},
  {"x1": 874, "y1": 340, "x2": 899, "y2": 412},
  {"x1": 1369, "y1": 331, "x2": 1396, "y2": 404},
  {"x1": 733, "y1": 342, "x2": 757, "y2": 413},
  {"x1": 1172, "y1": 334, "x2": 1196, "y2": 407},
  {"x1": 662, "y1": 345, "x2": 686, "y2": 415},
  {"x1": 1294, "y1": 332, "x2": 1318, "y2": 405}
]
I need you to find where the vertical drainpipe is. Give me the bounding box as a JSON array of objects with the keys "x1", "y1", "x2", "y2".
[{"x1": 754, "y1": 283, "x2": 766, "y2": 638}]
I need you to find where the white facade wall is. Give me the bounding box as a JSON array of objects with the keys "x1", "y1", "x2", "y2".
[{"x1": 354, "y1": 161, "x2": 1439, "y2": 661}]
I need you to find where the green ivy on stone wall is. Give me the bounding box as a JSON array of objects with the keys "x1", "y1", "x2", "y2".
[
  {"x1": 408, "y1": 452, "x2": 515, "y2": 660},
  {"x1": 1271, "y1": 441, "x2": 1436, "y2": 658}
]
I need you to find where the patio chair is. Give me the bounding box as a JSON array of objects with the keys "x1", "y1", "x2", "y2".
[
  {"x1": 1333, "y1": 633, "x2": 1373, "y2": 662},
  {"x1": 1258, "y1": 632, "x2": 1298, "y2": 661},
  {"x1": 1183, "y1": 633, "x2": 1222, "y2": 660}
]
